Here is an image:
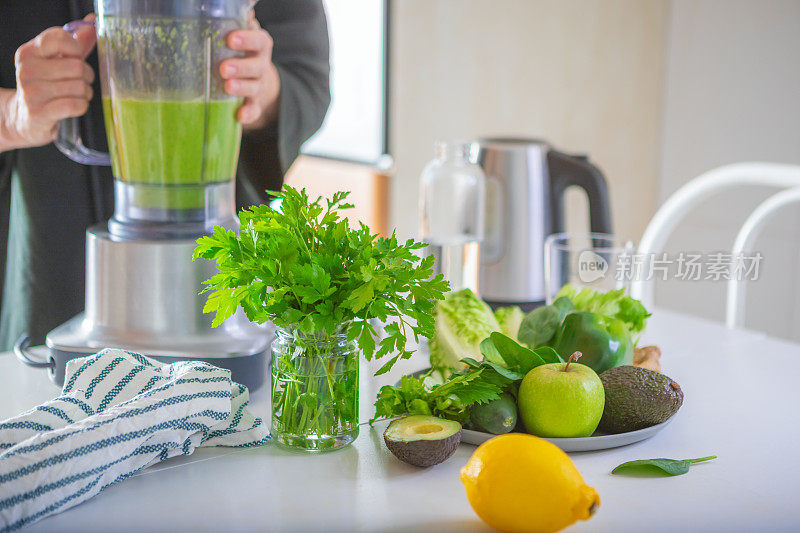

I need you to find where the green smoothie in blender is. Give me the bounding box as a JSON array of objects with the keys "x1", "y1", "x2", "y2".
[{"x1": 102, "y1": 97, "x2": 242, "y2": 209}]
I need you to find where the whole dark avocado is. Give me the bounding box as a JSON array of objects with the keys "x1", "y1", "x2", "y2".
[
  {"x1": 384, "y1": 415, "x2": 462, "y2": 467},
  {"x1": 599, "y1": 365, "x2": 683, "y2": 434}
]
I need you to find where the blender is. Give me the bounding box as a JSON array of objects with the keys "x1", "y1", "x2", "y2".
[{"x1": 16, "y1": 0, "x2": 269, "y2": 390}]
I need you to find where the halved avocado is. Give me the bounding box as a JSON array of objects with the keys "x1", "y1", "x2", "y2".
[{"x1": 384, "y1": 415, "x2": 462, "y2": 467}]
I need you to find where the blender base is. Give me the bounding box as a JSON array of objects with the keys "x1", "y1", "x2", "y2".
[
  {"x1": 484, "y1": 299, "x2": 546, "y2": 314},
  {"x1": 46, "y1": 313, "x2": 269, "y2": 392},
  {"x1": 46, "y1": 315, "x2": 269, "y2": 392},
  {"x1": 41, "y1": 224, "x2": 271, "y2": 392}
]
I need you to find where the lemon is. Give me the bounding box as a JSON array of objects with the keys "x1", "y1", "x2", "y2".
[{"x1": 460, "y1": 433, "x2": 599, "y2": 533}]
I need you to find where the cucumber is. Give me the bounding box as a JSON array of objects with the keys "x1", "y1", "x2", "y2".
[{"x1": 470, "y1": 393, "x2": 518, "y2": 434}]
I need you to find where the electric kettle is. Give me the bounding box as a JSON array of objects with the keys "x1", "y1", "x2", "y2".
[{"x1": 476, "y1": 138, "x2": 612, "y2": 311}]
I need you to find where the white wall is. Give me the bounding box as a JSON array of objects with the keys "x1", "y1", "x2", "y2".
[
  {"x1": 656, "y1": 0, "x2": 800, "y2": 340},
  {"x1": 390, "y1": 0, "x2": 669, "y2": 242},
  {"x1": 302, "y1": 0, "x2": 385, "y2": 163},
  {"x1": 388, "y1": 0, "x2": 800, "y2": 341}
]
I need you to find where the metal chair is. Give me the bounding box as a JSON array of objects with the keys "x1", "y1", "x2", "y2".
[{"x1": 631, "y1": 162, "x2": 800, "y2": 329}]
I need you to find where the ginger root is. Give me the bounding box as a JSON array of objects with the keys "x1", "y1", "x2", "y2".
[{"x1": 633, "y1": 345, "x2": 661, "y2": 373}]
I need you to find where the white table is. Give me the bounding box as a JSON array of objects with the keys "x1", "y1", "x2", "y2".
[{"x1": 2, "y1": 309, "x2": 799, "y2": 532}]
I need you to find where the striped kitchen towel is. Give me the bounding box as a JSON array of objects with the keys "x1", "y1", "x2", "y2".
[{"x1": 0, "y1": 349, "x2": 269, "y2": 531}]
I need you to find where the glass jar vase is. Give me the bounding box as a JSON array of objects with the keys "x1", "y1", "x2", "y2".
[{"x1": 270, "y1": 326, "x2": 359, "y2": 451}]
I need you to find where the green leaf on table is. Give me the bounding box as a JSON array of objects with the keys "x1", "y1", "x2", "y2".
[{"x1": 611, "y1": 456, "x2": 717, "y2": 477}]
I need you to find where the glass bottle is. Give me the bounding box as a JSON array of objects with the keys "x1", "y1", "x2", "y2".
[
  {"x1": 270, "y1": 325, "x2": 359, "y2": 452},
  {"x1": 419, "y1": 141, "x2": 487, "y2": 293}
]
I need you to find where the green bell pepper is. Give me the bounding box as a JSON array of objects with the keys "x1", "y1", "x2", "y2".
[{"x1": 552, "y1": 311, "x2": 633, "y2": 374}]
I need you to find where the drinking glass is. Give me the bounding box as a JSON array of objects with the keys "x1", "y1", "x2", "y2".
[{"x1": 544, "y1": 232, "x2": 635, "y2": 303}]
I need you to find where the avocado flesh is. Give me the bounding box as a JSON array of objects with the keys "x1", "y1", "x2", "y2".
[
  {"x1": 384, "y1": 415, "x2": 462, "y2": 467},
  {"x1": 599, "y1": 365, "x2": 684, "y2": 434}
]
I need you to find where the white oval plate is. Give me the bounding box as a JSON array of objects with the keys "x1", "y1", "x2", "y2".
[{"x1": 461, "y1": 416, "x2": 675, "y2": 452}]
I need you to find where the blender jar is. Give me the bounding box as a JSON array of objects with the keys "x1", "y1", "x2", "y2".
[{"x1": 56, "y1": 0, "x2": 253, "y2": 238}]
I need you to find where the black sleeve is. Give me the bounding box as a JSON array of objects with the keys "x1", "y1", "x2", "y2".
[{"x1": 237, "y1": 0, "x2": 331, "y2": 206}]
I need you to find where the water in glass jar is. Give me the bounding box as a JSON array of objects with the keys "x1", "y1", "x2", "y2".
[
  {"x1": 270, "y1": 333, "x2": 359, "y2": 452},
  {"x1": 424, "y1": 236, "x2": 481, "y2": 293}
]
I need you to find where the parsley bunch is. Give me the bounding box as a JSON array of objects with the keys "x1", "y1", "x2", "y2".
[
  {"x1": 193, "y1": 186, "x2": 449, "y2": 374},
  {"x1": 372, "y1": 369, "x2": 512, "y2": 425}
]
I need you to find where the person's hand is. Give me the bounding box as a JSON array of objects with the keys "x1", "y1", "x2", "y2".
[
  {"x1": 220, "y1": 12, "x2": 281, "y2": 130},
  {"x1": 1, "y1": 15, "x2": 96, "y2": 150}
]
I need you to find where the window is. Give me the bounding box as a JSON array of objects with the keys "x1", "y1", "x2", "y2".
[{"x1": 300, "y1": 0, "x2": 389, "y2": 165}]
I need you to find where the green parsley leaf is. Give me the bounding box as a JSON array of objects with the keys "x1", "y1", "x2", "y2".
[
  {"x1": 370, "y1": 361, "x2": 514, "y2": 425},
  {"x1": 194, "y1": 186, "x2": 449, "y2": 373}
]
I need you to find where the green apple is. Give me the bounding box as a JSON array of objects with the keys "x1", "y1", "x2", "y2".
[{"x1": 518, "y1": 352, "x2": 605, "y2": 438}]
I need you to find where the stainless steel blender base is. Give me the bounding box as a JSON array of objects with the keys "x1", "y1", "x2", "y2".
[
  {"x1": 44, "y1": 224, "x2": 271, "y2": 391},
  {"x1": 46, "y1": 315, "x2": 269, "y2": 391}
]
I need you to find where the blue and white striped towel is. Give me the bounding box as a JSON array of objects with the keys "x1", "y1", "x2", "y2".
[{"x1": 0, "y1": 349, "x2": 269, "y2": 531}]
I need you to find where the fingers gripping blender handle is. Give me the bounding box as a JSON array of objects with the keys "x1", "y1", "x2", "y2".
[
  {"x1": 53, "y1": 20, "x2": 111, "y2": 166},
  {"x1": 547, "y1": 150, "x2": 613, "y2": 234}
]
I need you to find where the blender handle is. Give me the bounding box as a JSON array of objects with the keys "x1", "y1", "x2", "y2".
[
  {"x1": 14, "y1": 334, "x2": 55, "y2": 370},
  {"x1": 547, "y1": 149, "x2": 613, "y2": 234},
  {"x1": 53, "y1": 20, "x2": 111, "y2": 166}
]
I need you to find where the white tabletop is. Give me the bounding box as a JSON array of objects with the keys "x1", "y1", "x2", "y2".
[{"x1": 2, "y1": 309, "x2": 799, "y2": 532}]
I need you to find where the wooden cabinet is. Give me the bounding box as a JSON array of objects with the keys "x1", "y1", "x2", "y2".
[{"x1": 285, "y1": 155, "x2": 391, "y2": 237}]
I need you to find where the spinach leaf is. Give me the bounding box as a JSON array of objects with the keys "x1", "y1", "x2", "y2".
[
  {"x1": 479, "y1": 336, "x2": 505, "y2": 365},
  {"x1": 479, "y1": 360, "x2": 525, "y2": 382},
  {"x1": 518, "y1": 305, "x2": 560, "y2": 347},
  {"x1": 612, "y1": 456, "x2": 717, "y2": 477},
  {"x1": 551, "y1": 296, "x2": 575, "y2": 317},
  {"x1": 533, "y1": 346, "x2": 564, "y2": 364},
  {"x1": 489, "y1": 332, "x2": 546, "y2": 375},
  {"x1": 518, "y1": 297, "x2": 574, "y2": 348}
]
